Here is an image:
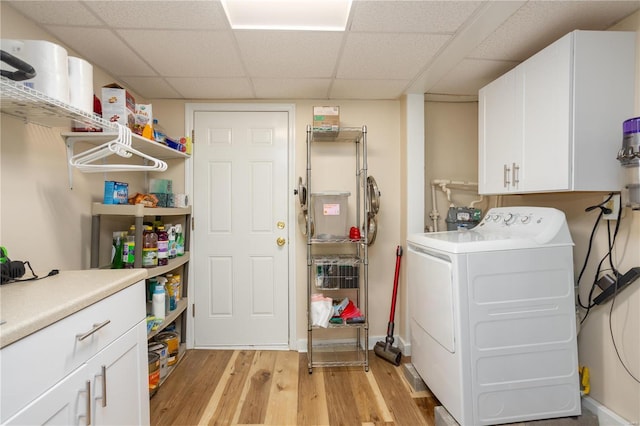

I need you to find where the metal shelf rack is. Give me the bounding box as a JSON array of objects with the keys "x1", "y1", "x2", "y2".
[{"x1": 305, "y1": 124, "x2": 370, "y2": 373}]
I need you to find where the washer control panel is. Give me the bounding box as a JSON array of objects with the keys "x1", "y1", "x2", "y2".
[{"x1": 476, "y1": 207, "x2": 568, "y2": 242}]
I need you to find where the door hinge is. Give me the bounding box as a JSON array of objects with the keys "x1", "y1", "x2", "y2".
[
  {"x1": 191, "y1": 129, "x2": 195, "y2": 145},
  {"x1": 191, "y1": 216, "x2": 195, "y2": 231},
  {"x1": 192, "y1": 304, "x2": 195, "y2": 317}
]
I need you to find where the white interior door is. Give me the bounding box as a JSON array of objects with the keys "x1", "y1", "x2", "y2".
[{"x1": 193, "y1": 110, "x2": 290, "y2": 348}]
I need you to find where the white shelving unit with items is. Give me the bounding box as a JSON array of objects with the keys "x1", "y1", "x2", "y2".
[{"x1": 89, "y1": 203, "x2": 192, "y2": 391}]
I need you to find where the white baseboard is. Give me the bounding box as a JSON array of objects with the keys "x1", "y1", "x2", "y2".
[{"x1": 581, "y1": 396, "x2": 634, "y2": 426}]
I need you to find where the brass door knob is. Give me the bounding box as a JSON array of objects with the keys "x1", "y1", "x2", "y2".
[{"x1": 276, "y1": 237, "x2": 286, "y2": 246}]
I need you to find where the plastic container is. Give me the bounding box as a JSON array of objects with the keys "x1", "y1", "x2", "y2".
[
  {"x1": 156, "y1": 225, "x2": 168, "y2": 266},
  {"x1": 167, "y1": 225, "x2": 177, "y2": 259},
  {"x1": 168, "y1": 273, "x2": 181, "y2": 302},
  {"x1": 175, "y1": 224, "x2": 185, "y2": 256},
  {"x1": 142, "y1": 226, "x2": 158, "y2": 268},
  {"x1": 311, "y1": 191, "x2": 350, "y2": 239},
  {"x1": 152, "y1": 284, "x2": 165, "y2": 320},
  {"x1": 111, "y1": 231, "x2": 125, "y2": 269},
  {"x1": 123, "y1": 225, "x2": 135, "y2": 268},
  {"x1": 152, "y1": 118, "x2": 166, "y2": 143}
]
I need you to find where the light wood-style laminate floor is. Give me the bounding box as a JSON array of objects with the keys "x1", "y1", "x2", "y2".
[{"x1": 150, "y1": 349, "x2": 438, "y2": 425}]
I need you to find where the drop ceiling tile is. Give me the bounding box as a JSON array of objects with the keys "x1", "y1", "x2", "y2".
[
  {"x1": 117, "y1": 29, "x2": 244, "y2": 77},
  {"x1": 166, "y1": 77, "x2": 254, "y2": 99},
  {"x1": 330, "y1": 79, "x2": 409, "y2": 100},
  {"x1": 118, "y1": 77, "x2": 182, "y2": 99},
  {"x1": 234, "y1": 30, "x2": 344, "y2": 78},
  {"x1": 338, "y1": 32, "x2": 450, "y2": 79},
  {"x1": 350, "y1": 0, "x2": 484, "y2": 33},
  {"x1": 252, "y1": 78, "x2": 331, "y2": 99},
  {"x1": 6, "y1": 1, "x2": 102, "y2": 26},
  {"x1": 428, "y1": 58, "x2": 519, "y2": 96},
  {"x1": 44, "y1": 26, "x2": 156, "y2": 76},
  {"x1": 84, "y1": 1, "x2": 229, "y2": 30},
  {"x1": 470, "y1": 1, "x2": 640, "y2": 61}
]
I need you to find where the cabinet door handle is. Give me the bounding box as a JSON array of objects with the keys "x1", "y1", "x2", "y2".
[
  {"x1": 76, "y1": 320, "x2": 111, "y2": 341},
  {"x1": 101, "y1": 365, "x2": 107, "y2": 408},
  {"x1": 85, "y1": 380, "x2": 92, "y2": 426},
  {"x1": 512, "y1": 163, "x2": 520, "y2": 187},
  {"x1": 503, "y1": 164, "x2": 511, "y2": 188}
]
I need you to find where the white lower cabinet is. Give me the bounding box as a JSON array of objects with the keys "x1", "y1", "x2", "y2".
[
  {"x1": 1, "y1": 281, "x2": 149, "y2": 426},
  {"x1": 4, "y1": 364, "x2": 89, "y2": 425}
]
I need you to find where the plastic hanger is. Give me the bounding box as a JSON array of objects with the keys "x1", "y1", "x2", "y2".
[{"x1": 68, "y1": 124, "x2": 167, "y2": 173}]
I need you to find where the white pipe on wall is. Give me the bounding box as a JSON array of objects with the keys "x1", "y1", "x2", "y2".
[{"x1": 429, "y1": 179, "x2": 484, "y2": 232}]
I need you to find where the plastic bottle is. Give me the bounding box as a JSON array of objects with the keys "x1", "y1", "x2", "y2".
[
  {"x1": 175, "y1": 224, "x2": 185, "y2": 256},
  {"x1": 123, "y1": 225, "x2": 136, "y2": 268},
  {"x1": 156, "y1": 225, "x2": 169, "y2": 266},
  {"x1": 164, "y1": 276, "x2": 176, "y2": 311},
  {"x1": 152, "y1": 119, "x2": 166, "y2": 143},
  {"x1": 142, "y1": 225, "x2": 158, "y2": 268},
  {"x1": 142, "y1": 122, "x2": 153, "y2": 140},
  {"x1": 155, "y1": 276, "x2": 169, "y2": 315},
  {"x1": 111, "y1": 231, "x2": 124, "y2": 269},
  {"x1": 167, "y1": 225, "x2": 177, "y2": 259},
  {"x1": 152, "y1": 284, "x2": 165, "y2": 320}
]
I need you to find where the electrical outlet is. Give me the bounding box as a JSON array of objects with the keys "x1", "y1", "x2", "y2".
[{"x1": 602, "y1": 193, "x2": 621, "y2": 220}]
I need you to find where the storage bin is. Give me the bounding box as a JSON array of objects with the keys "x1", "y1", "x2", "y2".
[{"x1": 311, "y1": 191, "x2": 350, "y2": 239}]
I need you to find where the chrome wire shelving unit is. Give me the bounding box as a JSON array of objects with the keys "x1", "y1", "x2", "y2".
[{"x1": 305, "y1": 124, "x2": 370, "y2": 373}]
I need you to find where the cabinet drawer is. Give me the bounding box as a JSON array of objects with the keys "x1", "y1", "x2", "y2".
[{"x1": 0, "y1": 280, "x2": 145, "y2": 422}]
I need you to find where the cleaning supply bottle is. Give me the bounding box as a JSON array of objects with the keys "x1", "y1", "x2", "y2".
[
  {"x1": 156, "y1": 225, "x2": 168, "y2": 266},
  {"x1": 167, "y1": 225, "x2": 176, "y2": 259},
  {"x1": 175, "y1": 224, "x2": 185, "y2": 256},
  {"x1": 142, "y1": 225, "x2": 158, "y2": 268},
  {"x1": 111, "y1": 231, "x2": 124, "y2": 269},
  {"x1": 152, "y1": 119, "x2": 166, "y2": 143},
  {"x1": 152, "y1": 284, "x2": 165, "y2": 321},
  {"x1": 123, "y1": 225, "x2": 135, "y2": 268}
]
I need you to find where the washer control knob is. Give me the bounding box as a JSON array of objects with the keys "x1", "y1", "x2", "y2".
[
  {"x1": 492, "y1": 214, "x2": 500, "y2": 221},
  {"x1": 520, "y1": 215, "x2": 531, "y2": 224},
  {"x1": 504, "y1": 213, "x2": 516, "y2": 225}
]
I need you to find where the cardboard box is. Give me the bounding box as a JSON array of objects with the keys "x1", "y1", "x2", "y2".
[
  {"x1": 104, "y1": 181, "x2": 129, "y2": 205},
  {"x1": 313, "y1": 106, "x2": 340, "y2": 132},
  {"x1": 102, "y1": 84, "x2": 136, "y2": 129}
]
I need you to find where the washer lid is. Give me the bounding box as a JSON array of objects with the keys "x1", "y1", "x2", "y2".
[{"x1": 409, "y1": 207, "x2": 574, "y2": 253}]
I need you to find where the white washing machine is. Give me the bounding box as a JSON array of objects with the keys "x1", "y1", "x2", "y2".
[{"x1": 407, "y1": 207, "x2": 580, "y2": 426}]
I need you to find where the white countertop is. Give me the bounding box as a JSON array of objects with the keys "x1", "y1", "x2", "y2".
[{"x1": 0, "y1": 269, "x2": 147, "y2": 348}]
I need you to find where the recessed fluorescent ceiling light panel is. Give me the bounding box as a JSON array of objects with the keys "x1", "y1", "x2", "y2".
[{"x1": 221, "y1": 0, "x2": 352, "y2": 31}]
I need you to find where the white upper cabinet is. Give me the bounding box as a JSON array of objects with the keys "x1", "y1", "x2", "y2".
[{"x1": 479, "y1": 30, "x2": 636, "y2": 195}]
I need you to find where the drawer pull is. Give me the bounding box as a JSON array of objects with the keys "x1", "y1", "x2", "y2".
[
  {"x1": 101, "y1": 365, "x2": 107, "y2": 408},
  {"x1": 85, "y1": 380, "x2": 92, "y2": 425},
  {"x1": 76, "y1": 320, "x2": 111, "y2": 341}
]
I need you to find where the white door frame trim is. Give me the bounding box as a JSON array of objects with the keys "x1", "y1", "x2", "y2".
[{"x1": 184, "y1": 102, "x2": 297, "y2": 350}]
